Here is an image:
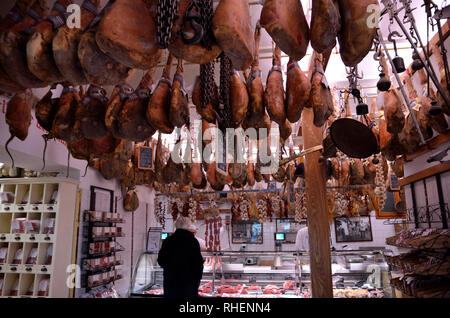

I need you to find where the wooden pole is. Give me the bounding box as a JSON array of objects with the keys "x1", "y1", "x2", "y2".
[{"x1": 302, "y1": 51, "x2": 333, "y2": 298}]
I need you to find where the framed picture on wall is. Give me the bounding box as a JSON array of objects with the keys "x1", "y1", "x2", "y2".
[
  {"x1": 232, "y1": 221, "x2": 263, "y2": 244},
  {"x1": 376, "y1": 188, "x2": 407, "y2": 219},
  {"x1": 334, "y1": 216, "x2": 373, "y2": 243}
]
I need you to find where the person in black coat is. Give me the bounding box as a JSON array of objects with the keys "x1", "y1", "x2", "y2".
[{"x1": 157, "y1": 216, "x2": 204, "y2": 298}]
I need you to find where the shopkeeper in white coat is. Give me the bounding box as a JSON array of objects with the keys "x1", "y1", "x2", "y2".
[{"x1": 295, "y1": 225, "x2": 310, "y2": 251}]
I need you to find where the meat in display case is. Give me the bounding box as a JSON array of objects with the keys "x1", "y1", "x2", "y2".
[{"x1": 129, "y1": 249, "x2": 394, "y2": 298}]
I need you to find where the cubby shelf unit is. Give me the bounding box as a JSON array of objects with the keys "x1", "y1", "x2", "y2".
[{"x1": 0, "y1": 177, "x2": 78, "y2": 298}]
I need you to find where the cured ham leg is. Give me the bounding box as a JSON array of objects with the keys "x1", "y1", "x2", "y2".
[
  {"x1": 169, "y1": 59, "x2": 190, "y2": 128},
  {"x1": 307, "y1": 52, "x2": 334, "y2": 127},
  {"x1": 264, "y1": 45, "x2": 286, "y2": 125},
  {"x1": 0, "y1": 0, "x2": 37, "y2": 92},
  {"x1": 168, "y1": 0, "x2": 221, "y2": 64},
  {"x1": 96, "y1": 0, "x2": 162, "y2": 69},
  {"x1": 0, "y1": 1, "x2": 50, "y2": 88},
  {"x1": 379, "y1": 54, "x2": 405, "y2": 134},
  {"x1": 286, "y1": 58, "x2": 310, "y2": 123},
  {"x1": 118, "y1": 68, "x2": 157, "y2": 141},
  {"x1": 310, "y1": 0, "x2": 341, "y2": 53},
  {"x1": 402, "y1": 71, "x2": 447, "y2": 134},
  {"x1": 230, "y1": 70, "x2": 249, "y2": 128},
  {"x1": 105, "y1": 78, "x2": 135, "y2": 139},
  {"x1": 26, "y1": 0, "x2": 72, "y2": 83},
  {"x1": 146, "y1": 54, "x2": 175, "y2": 134},
  {"x1": 243, "y1": 22, "x2": 265, "y2": 130},
  {"x1": 5, "y1": 92, "x2": 33, "y2": 166},
  {"x1": 260, "y1": 0, "x2": 309, "y2": 61},
  {"x1": 192, "y1": 75, "x2": 217, "y2": 123},
  {"x1": 78, "y1": 27, "x2": 131, "y2": 86},
  {"x1": 212, "y1": 0, "x2": 255, "y2": 70},
  {"x1": 337, "y1": 0, "x2": 379, "y2": 67},
  {"x1": 74, "y1": 85, "x2": 109, "y2": 140},
  {"x1": 51, "y1": 85, "x2": 81, "y2": 143},
  {"x1": 53, "y1": 0, "x2": 101, "y2": 85}
]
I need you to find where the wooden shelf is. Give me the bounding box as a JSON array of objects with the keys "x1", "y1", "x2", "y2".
[{"x1": 386, "y1": 230, "x2": 450, "y2": 250}]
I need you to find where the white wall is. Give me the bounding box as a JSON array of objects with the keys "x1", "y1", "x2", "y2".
[{"x1": 0, "y1": 97, "x2": 156, "y2": 298}]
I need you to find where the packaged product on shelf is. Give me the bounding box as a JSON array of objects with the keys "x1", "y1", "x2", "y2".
[
  {"x1": 10, "y1": 278, "x2": 19, "y2": 296},
  {"x1": 0, "y1": 192, "x2": 15, "y2": 204},
  {"x1": 11, "y1": 218, "x2": 26, "y2": 233},
  {"x1": 24, "y1": 220, "x2": 41, "y2": 234},
  {"x1": 37, "y1": 278, "x2": 50, "y2": 296},
  {"x1": 90, "y1": 243, "x2": 101, "y2": 255},
  {"x1": 117, "y1": 227, "x2": 122, "y2": 236},
  {"x1": 104, "y1": 227, "x2": 110, "y2": 237},
  {"x1": 111, "y1": 227, "x2": 117, "y2": 237},
  {"x1": 12, "y1": 248, "x2": 23, "y2": 264},
  {"x1": 88, "y1": 274, "x2": 101, "y2": 287},
  {"x1": 102, "y1": 272, "x2": 110, "y2": 283},
  {"x1": 43, "y1": 218, "x2": 55, "y2": 234},
  {"x1": 0, "y1": 247, "x2": 7, "y2": 263},
  {"x1": 36, "y1": 192, "x2": 44, "y2": 204},
  {"x1": 45, "y1": 245, "x2": 53, "y2": 265},
  {"x1": 26, "y1": 282, "x2": 34, "y2": 296},
  {"x1": 26, "y1": 248, "x2": 38, "y2": 264},
  {"x1": 91, "y1": 211, "x2": 103, "y2": 222},
  {"x1": 104, "y1": 212, "x2": 113, "y2": 222},
  {"x1": 93, "y1": 227, "x2": 104, "y2": 238},
  {"x1": 49, "y1": 190, "x2": 58, "y2": 204}
]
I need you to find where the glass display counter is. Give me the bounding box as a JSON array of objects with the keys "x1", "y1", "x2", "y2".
[{"x1": 129, "y1": 249, "x2": 394, "y2": 298}]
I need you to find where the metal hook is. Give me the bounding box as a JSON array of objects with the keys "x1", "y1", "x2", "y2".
[{"x1": 181, "y1": 2, "x2": 204, "y2": 45}]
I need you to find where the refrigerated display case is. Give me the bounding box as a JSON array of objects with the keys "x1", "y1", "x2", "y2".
[{"x1": 128, "y1": 249, "x2": 394, "y2": 298}]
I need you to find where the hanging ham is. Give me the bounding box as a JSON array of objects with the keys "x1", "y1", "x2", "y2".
[
  {"x1": 260, "y1": 0, "x2": 309, "y2": 61},
  {"x1": 192, "y1": 75, "x2": 217, "y2": 123},
  {"x1": 105, "y1": 80, "x2": 135, "y2": 139},
  {"x1": 0, "y1": 1, "x2": 50, "y2": 88},
  {"x1": 169, "y1": 59, "x2": 190, "y2": 128},
  {"x1": 337, "y1": 0, "x2": 379, "y2": 67},
  {"x1": 26, "y1": 0, "x2": 72, "y2": 83},
  {"x1": 146, "y1": 54, "x2": 175, "y2": 134},
  {"x1": 264, "y1": 45, "x2": 286, "y2": 125},
  {"x1": 243, "y1": 22, "x2": 265, "y2": 130},
  {"x1": 286, "y1": 59, "x2": 310, "y2": 123},
  {"x1": 73, "y1": 85, "x2": 109, "y2": 140},
  {"x1": 78, "y1": 27, "x2": 131, "y2": 86},
  {"x1": 53, "y1": 0, "x2": 101, "y2": 85},
  {"x1": 4, "y1": 92, "x2": 33, "y2": 166},
  {"x1": 118, "y1": 69, "x2": 157, "y2": 141},
  {"x1": 124, "y1": 188, "x2": 139, "y2": 212},
  {"x1": 310, "y1": 0, "x2": 341, "y2": 53},
  {"x1": 307, "y1": 52, "x2": 334, "y2": 127},
  {"x1": 52, "y1": 85, "x2": 81, "y2": 143},
  {"x1": 0, "y1": 0, "x2": 36, "y2": 92},
  {"x1": 96, "y1": 0, "x2": 162, "y2": 69},
  {"x1": 230, "y1": 70, "x2": 249, "y2": 128},
  {"x1": 168, "y1": 0, "x2": 222, "y2": 64},
  {"x1": 212, "y1": 0, "x2": 255, "y2": 70}
]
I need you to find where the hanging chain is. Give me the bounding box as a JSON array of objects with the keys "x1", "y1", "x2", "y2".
[
  {"x1": 218, "y1": 53, "x2": 232, "y2": 131},
  {"x1": 200, "y1": 61, "x2": 216, "y2": 110},
  {"x1": 197, "y1": 0, "x2": 214, "y2": 50},
  {"x1": 157, "y1": 0, "x2": 180, "y2": 49}
]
